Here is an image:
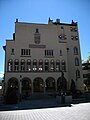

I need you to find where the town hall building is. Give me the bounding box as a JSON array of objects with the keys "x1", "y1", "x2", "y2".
[{"x1": 3, "y1": 18, "x2": 84, "y2": 99}]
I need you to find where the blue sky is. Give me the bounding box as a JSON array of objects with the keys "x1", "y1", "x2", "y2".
[{"x1": 0, "y1": 0, "x2": 90, "y2": 77}]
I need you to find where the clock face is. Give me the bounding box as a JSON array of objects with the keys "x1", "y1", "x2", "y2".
[
  {"x1": 58, "y1": 35, "x2": 62, "y2": 39},
  {"x1": 58, "y1": 34, "x2": 66, "y2": 40}
]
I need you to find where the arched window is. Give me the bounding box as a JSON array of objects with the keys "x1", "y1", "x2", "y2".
[
  {"x1": 74, "y1": 47, "x2": 78, "y2": 55},
  {"x1": 33, "y1": 59, "x2": 37, "y2": 71},
  {"x1": 39, "y1": 59, "x2": 43, "y2": 71},
  {"x1": 56, "y1": 60, "x2": 60, "y2": 71},
  {"x1": 50, "y1": 59, "x2": 55, "y2": 71},
  {"x1": 14, "y1": 59, "x2": 19, "y2": 71},
  {"x1": 61, "y1": 60, "x2": 66, "y2": 71},
  {"x1": 21, "y1": 59, "x2": 25, "y2": 71},
  {"x1": 75, "y1": 57, "x2": 79, "y2": 66},
  {"x1": 45, "y1": 59, "x2": 49, "y2": 71},
  {"x1": 27, "y1": 59, "x2": 31, "y2": 71},
  {"x1": 76, "y1": 69, "x2": 80, "y2": 78},
  {"x1": 8, "y1": 59, "x2": 13, "y2": 72}
]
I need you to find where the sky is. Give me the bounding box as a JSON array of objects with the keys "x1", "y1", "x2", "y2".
[{"x1": 0, "y1": 0, "x2": 90, "y2": 78}]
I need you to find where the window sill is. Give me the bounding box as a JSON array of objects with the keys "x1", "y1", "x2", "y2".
[{"x1": 20, "y1": 55, "x2": 31, "y2": 57}]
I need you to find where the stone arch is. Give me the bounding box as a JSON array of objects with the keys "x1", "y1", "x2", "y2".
[
  {"x1": 6, "y1": 77, "x2": 19, "y2": 104},
  {"x1": 7, "y1": 77, "x2": 19, "y2": 98},
  {"x1": 8, "y1": 77, "x2": 19, "y2": 90},
  {"x1": 21, "y1": 77, "x2": 32, "y2": 97},
  {"x1": 45, "y1": 77, "x2": 55, "y2": 92},
  {"x1": 33, "y1": 77, "x2": 44, "y2": 92}
]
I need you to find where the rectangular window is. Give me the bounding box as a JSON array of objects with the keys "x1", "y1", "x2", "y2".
[
  {"x1": 11, "y1": 48, "x2": 14, "y2": 55},
  {"x1": 71, "y1": 36, "x2": 78, "y2": 40},
  {"x1": 70, "y1": 27, "x2": 77, "y2": 32},
  {"x1": 45, "y1": 50, "x2": 53, "y2": 57},
  {"x1": 26, "y1": 49, "x2": 28, "y2": 55},
  {"x1": 21, "y1": 49, "x2": 31, "y2": 56},
  {"x1": 71, "y1": 36, "x2": 74, "y2": 40},
  {"x1": 21, "y1": 49, "x2": 23, "y2": 55},
  {"x1": 75, "y1": 36, "x2": 78, "y2": 40},
  {"x1": 60, "y1": 50, "x2": 62, "y2": 56}
]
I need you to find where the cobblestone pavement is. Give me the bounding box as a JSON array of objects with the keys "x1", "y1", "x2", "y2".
[{"x1": 0, "y1": 103, "x2": 90, "y2": 120}]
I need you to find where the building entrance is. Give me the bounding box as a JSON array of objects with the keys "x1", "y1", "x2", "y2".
[
  {"x1": 8, "y1": 77, "x2": 19, "y2": 91},
  {"x1": 22, "y1": 77, "x2": 31, "y2": 97},
  {"x1": 33, "y1": 77, "x2": 44, "y2": 92},
  {"x1": 6, "y1": 77, "x2": 19, "y2": 104},
  {"x1": 45, "y1": 77, "x2": 55, "y2": 92}
]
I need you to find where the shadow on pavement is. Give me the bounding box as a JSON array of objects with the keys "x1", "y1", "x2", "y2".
[{"x1": 0, "y1": 98, "x2": 72, "y2": 111}]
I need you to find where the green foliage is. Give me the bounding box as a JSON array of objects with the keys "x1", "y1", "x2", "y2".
[
  {"x1": 0, "y1": 81, "x2": 2, "y2": 86},
  {"x1": 87, "y1": 52, "x2": 90, "y2": 62}
]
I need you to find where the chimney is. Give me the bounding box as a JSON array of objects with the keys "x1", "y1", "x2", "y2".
[
  {"x1": 56, "y1": 19, "x2": 60, "y2": 23},
  {"x1": 16, "y1": 19, "x2": 18, "y2": 22},
  {"x1": 48, "y1": 17, "x2": 53, "y2": 24}
]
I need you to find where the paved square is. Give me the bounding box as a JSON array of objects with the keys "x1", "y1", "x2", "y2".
[{"x1": 0, "y1": 103, "x2": 90, "y2": 120}]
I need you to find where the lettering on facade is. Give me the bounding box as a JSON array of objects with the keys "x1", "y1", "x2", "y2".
[{"x1": 29, "y1": 44, "x2": 46, "y2": 48}]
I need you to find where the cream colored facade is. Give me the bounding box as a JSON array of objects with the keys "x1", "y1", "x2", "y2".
[{"x1": 4, "y1": 18, "x2": 84, "y2": 97}]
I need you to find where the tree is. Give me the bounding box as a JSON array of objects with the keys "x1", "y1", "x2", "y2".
[
  {"x1": 83, "y1": 52, "x2": 90, "y2": 92},
  {"x1": 87, "y1": 52, "x2": 90, "y2": 63}
]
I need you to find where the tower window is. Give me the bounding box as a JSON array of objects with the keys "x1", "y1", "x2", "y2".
[
  {"x1": 75, "y1": 57, "x2": 79, "y2": 66},
  {"x1": 76, "y1": 69, "x2": 80, "y2": 78},
  {"x1": 74, "y1": 47, "x2": 78, "y2": 55}
]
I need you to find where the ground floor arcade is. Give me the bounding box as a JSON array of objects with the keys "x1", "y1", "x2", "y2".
[{"x1": 6, "y1": 74, "x2": 67, "y2": 98}]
